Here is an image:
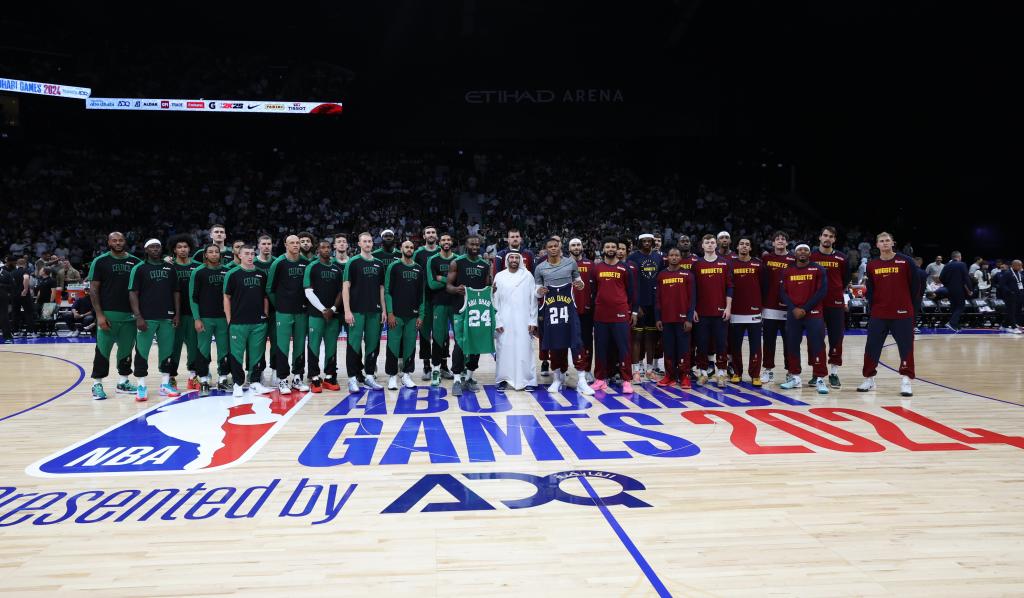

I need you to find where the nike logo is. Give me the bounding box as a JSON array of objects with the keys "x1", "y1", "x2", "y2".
[{"x1": 247, "y1": 104, "x2": 260, "y2": 109}]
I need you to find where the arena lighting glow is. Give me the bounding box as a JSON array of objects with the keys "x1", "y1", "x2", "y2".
[
  {"x1": 0, "y1": 77, "x2": 91, "y2": 99},
  {"x1": 85, "y1": 98, "x2": 343, "y2": 115}
]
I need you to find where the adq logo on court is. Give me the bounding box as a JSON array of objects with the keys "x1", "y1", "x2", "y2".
[{"x1": 26, "y1": 390, "x2": 309, "y2": 478}]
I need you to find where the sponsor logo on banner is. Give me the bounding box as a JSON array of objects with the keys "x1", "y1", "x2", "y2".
[
  {"x1": 87, "y1": 99, "x2": 116, "y2": 108},
  {"x1": 0, "y1": 78, "x2": 91, "y2": 99},
  {"x1": 287, "y1": 102, "x2": 308, "y2": 112},
  {"x1": 117, "y1": 100, "x2": 131, "y2": 107},
  {"x1": 311, "y1": 103, "x2": 344, "y2": 115},
  {"x1": 171, "y1": 101, "x2": 185, "y2": 108},
  {"x1": 186, "y1": 101, "x2": 205, "y2": 109},
  {"x1": 265, "y1": 103, "x2": 285, "y2": 111},
  {"x1": 27, "y1": 389, "x2": 310, "y2": 477},
  {"x1": 141, "y1": 100, "x2": 159, "y2": 108},
  {"x1": 161, "y1": 100, "x2": 170, "y2": 109},
  {"x1": 208, "y1": 101, "x2": 216, "y2": 109}
]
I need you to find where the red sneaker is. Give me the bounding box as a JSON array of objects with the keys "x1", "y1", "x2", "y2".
[
  {"x1": 680, "y1": 377, "x2": 692, "y2": 389},
  {"x1": 310, "y1": 378, "x2": 323, "y2": 394},
  {"x1": 322, "y1": 378, "x2": 341, "y2": 391},
  {"x1": 656, "y1": 375, "x2": 674, "y2": 387}
]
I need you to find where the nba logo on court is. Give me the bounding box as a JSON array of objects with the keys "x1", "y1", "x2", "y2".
[{"x1": 26, "y1": 390, "x2": 310, "y2": 478}]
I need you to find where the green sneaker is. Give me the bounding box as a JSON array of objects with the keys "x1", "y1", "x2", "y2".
[
  {"x1": 91, "y1": 383, "x2": 108, "y2": 401},
  {"x1": 116, "y1": 380, "x2": 138, "y2": 394},
  {"x1": 430, "y1": 369, "x2": 441, "y2": 387},
  {"x1": 828, "y1": 373, "x2": 841, "y2": 389}
]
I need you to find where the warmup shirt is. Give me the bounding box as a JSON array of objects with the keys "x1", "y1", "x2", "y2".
[
  {"x1": 344, "y1": 256, "x2": 386, "y2": 313},
  {"x1": 626, "y1": 250, "x2": 663, "y2": 307},
  {"x1": 304, "y1": 259, "x2": 344, "y2": 317},
  {"x1": 427, "y1": 252, "x2": 459, "y2": 307},
  {"x1": 170, "y1": 258, "x2": 201, "y2": 375},
  {"x1": 865, "y1": 254, "x2": 918, "y2": 319},
  {"x1": 268, "y1": 255, "x2": 307, "y2": 314},
  {"x1": 729, "y1": 258, "x2": 763, "y2": 321},
  {"x1": 413, "y1": 246, "x2": 440, "y2": 273},
  {"x1": 128, "y1": 260, "x2": 177, "y2": 321},
  {"x1": 223, "y1": 267, "x2": 268, "y2": 324},
  {"x1": 190, "y1": 265, "x2": 228, "y2": 319},
  {"x1": 654, "y1": 269, "x2": 696, "y2": 323},
  {"x1": 451, "y1": 255, "x2": 489, "y2": 291},
  {"x1": 255, "y1": 255, "x2": 275, "y2": 274},
  {"x1": 385, "y1": 260, "x2": 427, "y2": 318},
  {"x1": 171, "y1": 259, "x2": 200, "y2": 301},
  {"x1": 534, "y1": 258, "x2": 580, "y2": 289},
  {"x1": 372, "y1": 247, "x2": 401, "y2": 268},
  {"x1": 810, "y1": 249, "x2": 850, "y2": 309},
  {"x1": 89, "y1": 252, "x2": 142, "y2": 314}
]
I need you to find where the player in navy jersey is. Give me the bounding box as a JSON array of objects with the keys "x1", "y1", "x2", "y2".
[
  {"x1": 810, "y1": 226, "x2": 850, "y2": 388},
  {"x1": 627, "y1": 233, "x2": 663, "y2": 382},
  {"x1": 858, "y1": 232, "x2": 920, "y2": 397},
  {"x1": 760, "y1": 230, "x2": 796, "y2": 385},
  {"x1": 778, "y1": 243, "x2": 829, "y2": 394},
  {"x1": 694, "y1": 234, "x2": 733, "y2": 387},
  {"x1": 590, "y1": 238, "x2": 637, "y2": 394},
  {"x1": 729, "y1": 238, "x2": 763, "y2": 386}
]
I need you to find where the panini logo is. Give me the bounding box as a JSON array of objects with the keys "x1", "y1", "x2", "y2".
[{"x1": 27, "y1": 389, "x2": 309, "y2": 477}]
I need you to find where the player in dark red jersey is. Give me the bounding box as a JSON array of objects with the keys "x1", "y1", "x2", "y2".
[
  {"x1": 615, "y1": 238, "x2": 639, "y2": 383},
  {"x1": 569, "y1": 237, "x2": 596, "y2": 383},
  {"x1": 760, "y1": 230, "x2": 797, "y2": 385},
  {"x1": 655, "y1": 247, "x2": 696, "y2": 388},
  {"x1": 676, "y1": 233, "x2": 700, "y2": 380},
  {"x1": 590, "y1": 238, "x2": 637, "y2": 394},
  {"x1": 858, "y1": 232, "x2": 919, "y2": 397},
  {"x1": 778, "y1": 243, "x2": 829, "y2": 394},
  {"x1": 729, "y1": 238, "x2": 763, "y2": 386},
  {"x1": 810, "y1": 226, "x2": 850, "y2": 389},
  {"x1": 694, "y1": 234, "x2": 733, "y2": 387}
]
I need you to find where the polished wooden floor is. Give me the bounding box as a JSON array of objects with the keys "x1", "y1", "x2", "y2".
[{"x1": 1, "y1": 332, "x2": 1023, "y2": 597}]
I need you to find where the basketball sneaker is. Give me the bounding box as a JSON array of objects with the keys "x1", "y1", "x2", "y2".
[
  {"x1": 856, "y1": 377, "x2": 876, "y2": 392},
  {"x1": 91, "y1": 382, "x2": 107, "y2": 400}
]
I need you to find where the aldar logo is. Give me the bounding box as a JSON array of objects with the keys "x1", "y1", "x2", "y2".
[
  {"x1": 465, "y1": 89, "x2": 625, "y2": 104},
  {"x1": 26, "y1": 390, "x2": 310, "y2": 477}
]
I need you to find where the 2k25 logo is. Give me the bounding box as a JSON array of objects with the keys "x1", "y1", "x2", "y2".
[{"x1": 26, "y1": 390, "x2": 309, "y2": 477}]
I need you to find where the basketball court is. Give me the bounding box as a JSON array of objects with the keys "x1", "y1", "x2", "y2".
[{"x1": 2, "y1": 331, "x2": 1023, "y2": 596}]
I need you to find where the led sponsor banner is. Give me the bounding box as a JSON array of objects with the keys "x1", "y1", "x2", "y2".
[
  {"x1": 85, "y1": 97, "x2": 343, "y2": 115},
  {"x1": 0, "y1": 77, "x2": 91, "y2": 99}
]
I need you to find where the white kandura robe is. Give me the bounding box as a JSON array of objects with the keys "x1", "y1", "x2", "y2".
[{"x1": 493, "y1": 267, "x2": 538, "y2": 389}]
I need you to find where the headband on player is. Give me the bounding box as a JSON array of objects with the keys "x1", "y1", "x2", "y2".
[
  {"x1": 717, "y1": 231, "x2": 730, "y2": 239},
  {"x1": 569, "y1": 238, "x2": 581, "y2": 246},
  {"x1": 381, "y1": 229, "x2": 395, "y2": 237},
  {"x1": 795, "y1": 243, "x2": 810, "y2": 251},
  {"x1": 144, "y1": 238, "x2": 162, "y2": 248}
]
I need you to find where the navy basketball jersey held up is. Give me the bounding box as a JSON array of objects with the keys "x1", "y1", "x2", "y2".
[{"x1": 540, "y1": 284, "x2": 581, "y2": 351}]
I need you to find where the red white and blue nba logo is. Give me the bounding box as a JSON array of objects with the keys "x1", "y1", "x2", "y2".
[{"x1": 26, "y1": 390, "x2": 309, "y2": 477}]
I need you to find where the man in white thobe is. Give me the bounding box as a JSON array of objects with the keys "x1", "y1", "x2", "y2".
[{"x1": 493, "y1": 252, "x2": 537, "y2": 390}]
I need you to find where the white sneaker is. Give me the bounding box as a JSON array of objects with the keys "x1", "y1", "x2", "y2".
[
  {"x1": 779, "y1": 375, "x2": 802, "y2": 390},
  {"x1": 576, "y1": 375, "x2": 595, "y2": 396},
  {"x1": 900, "y1": 376, "x2": 913, "y2": 397},
  {"x1": 364, "y1": 375, "x2": 383, "y2": 390},
  {"x1": 547, "y1": 371, "x2": 563, "y2": 393},
  {"x1": 232, "y1": 383, "x2": 244, "y2": 398},
  {"x1": 388, "y1": 375, "x2": 399, "y2": 390},
  {"x1": 347, "y1": 377, "x2": 360, "y2": 393},
  {"x1": 815, "y1": 377, "x2": 829, "y2": 394},
  {"x1": 292, "y1": 376, "x2": 309, "y2": 392},
  {"x1": 856, "y1": 377, "x2": 876, "y2": 392},
  {"x1": 250, "y1": 382, "x2": 272, "y2": 395},
  {"x1": 760, "y1": 369, "x2": 772, "y2": 384},
  {"x1": 278, "y1": 379, "x2": 291, "y2": 395},
  {"x1": 401, "y1": 373, "x2": 416, "y2": 388},
  {"x1": 584, "y1": 370, "x2": 595, "y2": 384}
]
